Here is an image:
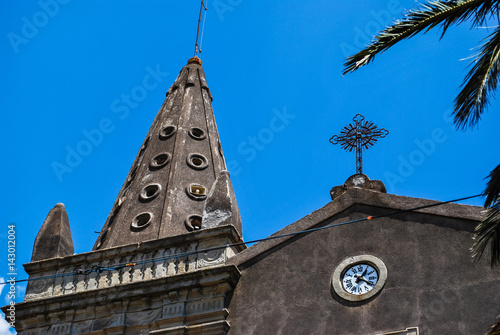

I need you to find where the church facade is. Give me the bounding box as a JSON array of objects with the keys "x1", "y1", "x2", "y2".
[{"x1": 4, "y1": 58, "x2": 499, "y2": 335}]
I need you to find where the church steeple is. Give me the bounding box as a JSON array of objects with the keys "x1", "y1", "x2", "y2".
[{"x1": 93, "y1": 57, "x2": 242, "y2": 250}]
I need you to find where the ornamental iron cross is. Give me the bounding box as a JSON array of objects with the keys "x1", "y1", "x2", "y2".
[{"x1": 329, "y1": 114, "x2": 389, "y2": 174}]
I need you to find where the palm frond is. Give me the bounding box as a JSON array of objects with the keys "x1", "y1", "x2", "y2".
[
  {"x1": 472, "y1": 198, "x2": 500, "y2": 266},
  {"x1": 486, "y1": 317, "x2": 500, "y2": 335},
  {"x1": 343, "y1": 0, "x2": 500, "y2": 74},
  {"x1": 454, "y1": 26, "x2": 500, "y2": 129},
  {"x1": 474, "y1": 164, "x2": 500, "y2": 266},
  {"x1": 473, "y1": 1, "x2": 500, "y2": 27},
  {"x1": 484, "y1": 164, "x2": 500, "y2": 207}
]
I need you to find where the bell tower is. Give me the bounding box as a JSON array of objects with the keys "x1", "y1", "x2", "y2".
[
  {"x1": 94, "y1": 56, "x2": 242, "y2": 250},
  {"x1": 11, "y1": 57, "x2": 245, "y2": 335}
]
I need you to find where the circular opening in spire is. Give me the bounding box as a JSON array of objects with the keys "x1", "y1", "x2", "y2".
[
  {"x1": 186, "y1": 183, "x2": 207, "y2": 201},
  {"x1": 159, "y1": 125, "x2": 177, "y2": 140},
  {"x1": 131, "y1": 212, "x2": 153, "y2": 230},
  {"x1": 185, "y1": 214, "x2": 203, "y2": 231},
  {"x1": 150, "y1": 152, "x2": 171, "y2": 170},
  {"x1": 187, "y1": 153, "x2": 208, "y2": 170},
  {"x1": 95, "y1": 229, "x2": 109, "y2": 249},
  {"x1": 139, "y1": 184, "x2": 161, "y2": 202},
  {"x1": 189, "y1": 127, "x2": 207, "y2": 140},
  {"x1": 138, "y1": 136, "x2": 150, "y2": 157},
  {"x1": 107, "y1": 201, "x2": 122, "y2": 227},
  {"x1": 124, "y1": 164, "x2": 139, "y2": 189}
]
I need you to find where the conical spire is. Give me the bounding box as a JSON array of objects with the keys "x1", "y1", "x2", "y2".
[
  {"x1": 32, "y1": 203, "x2": 74, "y2": 261},
  {"x1": 93, "y1": 57, "x2": 242, "y2": 250}
]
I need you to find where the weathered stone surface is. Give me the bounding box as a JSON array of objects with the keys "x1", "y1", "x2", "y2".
[
  {"x1": 202, "y1": 171, "x2": 242, "y2": 234},
  {"x1": 6, "y1": 265, "x2": 239, "y2": 334},
  {"x1": 93, "y1": 57, "x2": 239, "y2": 250},
  {"x1": 31, "y1": 203, "x2": 74, "y2": 262},
  {"x1": 23, "y1": 225, "x2": 243, "y2": 302},
  {"x1": 330, "y1": 173, "x2": 386, "y2": 200},
  {"x1": 226, "y1": 188, "x2": 500, "y2": 335},
  {"x1": 13, "y1": 54, "x2": 499, "y2": 335},
  {"x1": 5, "y1": 225, "x2": 243, "y2": 334}
]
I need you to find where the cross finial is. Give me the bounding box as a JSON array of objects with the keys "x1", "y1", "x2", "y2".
[{"x1": 329, "y1": 114, "x2": 388, "y2": 174}]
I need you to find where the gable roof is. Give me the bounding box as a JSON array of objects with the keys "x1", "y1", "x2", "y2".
[{"x1": 229, "y1": 187, "x2": 482, "y2": 268}]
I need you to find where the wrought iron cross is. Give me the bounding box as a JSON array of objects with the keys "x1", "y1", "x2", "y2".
[{"x1": 329, "y1": 114, "x2": 388, "y2": 174}]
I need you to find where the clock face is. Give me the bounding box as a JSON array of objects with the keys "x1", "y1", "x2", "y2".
[
  {"x1": 342, "y1": 263, "x2": 379, "y2": 295},
  {"x1": 332, "y1": 255, "x2": 387, "y2": 302}
]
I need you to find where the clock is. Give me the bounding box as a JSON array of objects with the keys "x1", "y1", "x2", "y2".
[
  {"x1": 331, "y1": 255, "x2": 387, "y2": 302},
  {"x1": 342, "y1": 263, "x2": 379, "y2": 295}
]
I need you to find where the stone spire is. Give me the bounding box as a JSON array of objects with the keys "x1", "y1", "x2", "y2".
[
  {"x1": 32, "y1": 203, "x2": 74, "y2": 261},
  {"x1": 93, "y1": 57, "x2": 242, "y2": 250}
]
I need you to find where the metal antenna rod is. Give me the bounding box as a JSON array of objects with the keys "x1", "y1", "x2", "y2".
[{"x1": 194, "y1": 0, "x2": 205, "y2": 57}]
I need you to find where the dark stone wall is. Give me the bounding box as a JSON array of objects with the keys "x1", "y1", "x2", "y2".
[{"x1": 227, "y1": 204, "x2": 500, "y2": 335}]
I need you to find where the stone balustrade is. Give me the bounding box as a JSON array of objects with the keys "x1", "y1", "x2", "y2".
[{"x1": 24, "y1": 225, "x2": 243, "y2": 301}]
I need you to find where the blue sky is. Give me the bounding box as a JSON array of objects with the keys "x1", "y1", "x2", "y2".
[{"x1": 1, "y1": 0, "x2": 499, "y2": 332}]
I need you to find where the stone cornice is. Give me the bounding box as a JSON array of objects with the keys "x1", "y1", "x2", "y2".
[
  {"x1": 21, "y1": 225, "x2": 244, "y2": 303},
  {"x1": 24, "y1": 225, "x2": 244, "y2": 274},
  {"x1": 5, "y1": 265, "x2": 241, "y2": 318}
]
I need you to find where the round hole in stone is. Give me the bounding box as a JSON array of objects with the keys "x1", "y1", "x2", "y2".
[
  {"x1": 138, "y1": 136, "x2": 150, "y2": 157},
  {"x1": 139, "y1": 184, "x2": 161, "y2": 202},
  {"x1": 107, "y1": 213, "x2": 116, "y2": 227},
  {"x1": 189, "y1": 127, "x2": 207, "y2": 140},
  {"x1": 106, "y1": 201, "x2": 122, "y2": 227},
  {"x1": 130, "y1": 167, "x2": 137, "y2": 179},
  {"x1": 186, "y1": 153, "x2": 208, "y2": 170},
  {"x1": 185, "y1": 214, "x2": 203, "y2": 231},
  {"x1": 125, "y1": 164, "x2": 139, "y2": 189},
  {"x1": 185, "y1": 183, "x2": 207, "y2": 201},
  {"x1": 150, "y1": 152, "x2": 171, "y2": 170},
  {"x1": 159, "y1": 125, "x2": 177, "y2": 140},
  {"x1": 96, "y1": 229, "x2": 109, "y2": 249},
  {"x1": 131, "y1": 212, "x2": 153, "y2": 230}
]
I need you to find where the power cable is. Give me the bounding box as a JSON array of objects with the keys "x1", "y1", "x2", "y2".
[{"x1": 0, "y1": 194, "x2": 482, "y2": 286}]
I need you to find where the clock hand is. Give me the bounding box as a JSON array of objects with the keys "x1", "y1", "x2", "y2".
[
  {"x1": 357, "y1": 277, "x2": 374, "y2": 286},
  {"x1": 361, "y1": 267, "x2": 368, "y2": 277}
]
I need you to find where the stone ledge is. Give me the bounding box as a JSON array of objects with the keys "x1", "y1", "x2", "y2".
[
  {"x1": 25, "y1": 225, "x2": 244, "y2": 273},
  {"x1": 3, "y1": 265, "x2": 241, "y2": 334},
  {"x1": 22, "y1": 225, "x2": 244, "y2": 301}
]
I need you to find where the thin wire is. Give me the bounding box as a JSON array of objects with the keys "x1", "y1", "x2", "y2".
[
  {"x1": 198, "y1": 0, "x2": 208, "y2": 54},
  {"x1": 0, "y1": 194, "x2": 482, "y2": 286}
]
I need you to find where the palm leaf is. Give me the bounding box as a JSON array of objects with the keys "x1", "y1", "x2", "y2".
[
  {"x1": 341, "y1": 0, "x2": 500, "y2": 267},
  {"x1": 484, "y1": 164, "x2": 500, "y2": 207},
  {"x1": 454, "y1": 26, "x2": 500, "y2": 128},
  {"x1": 343, "y1": 0, "x2": 500, "y2": 74},
  {"x1": 473, "y1": 164, "x2": 500, "y2": 267},
  {"x1": 486, "y1": 317, "x2": 500, "y2": 335},
  {"x1": 472, "y1": 198, "x2": 500, "y2": 266}
]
